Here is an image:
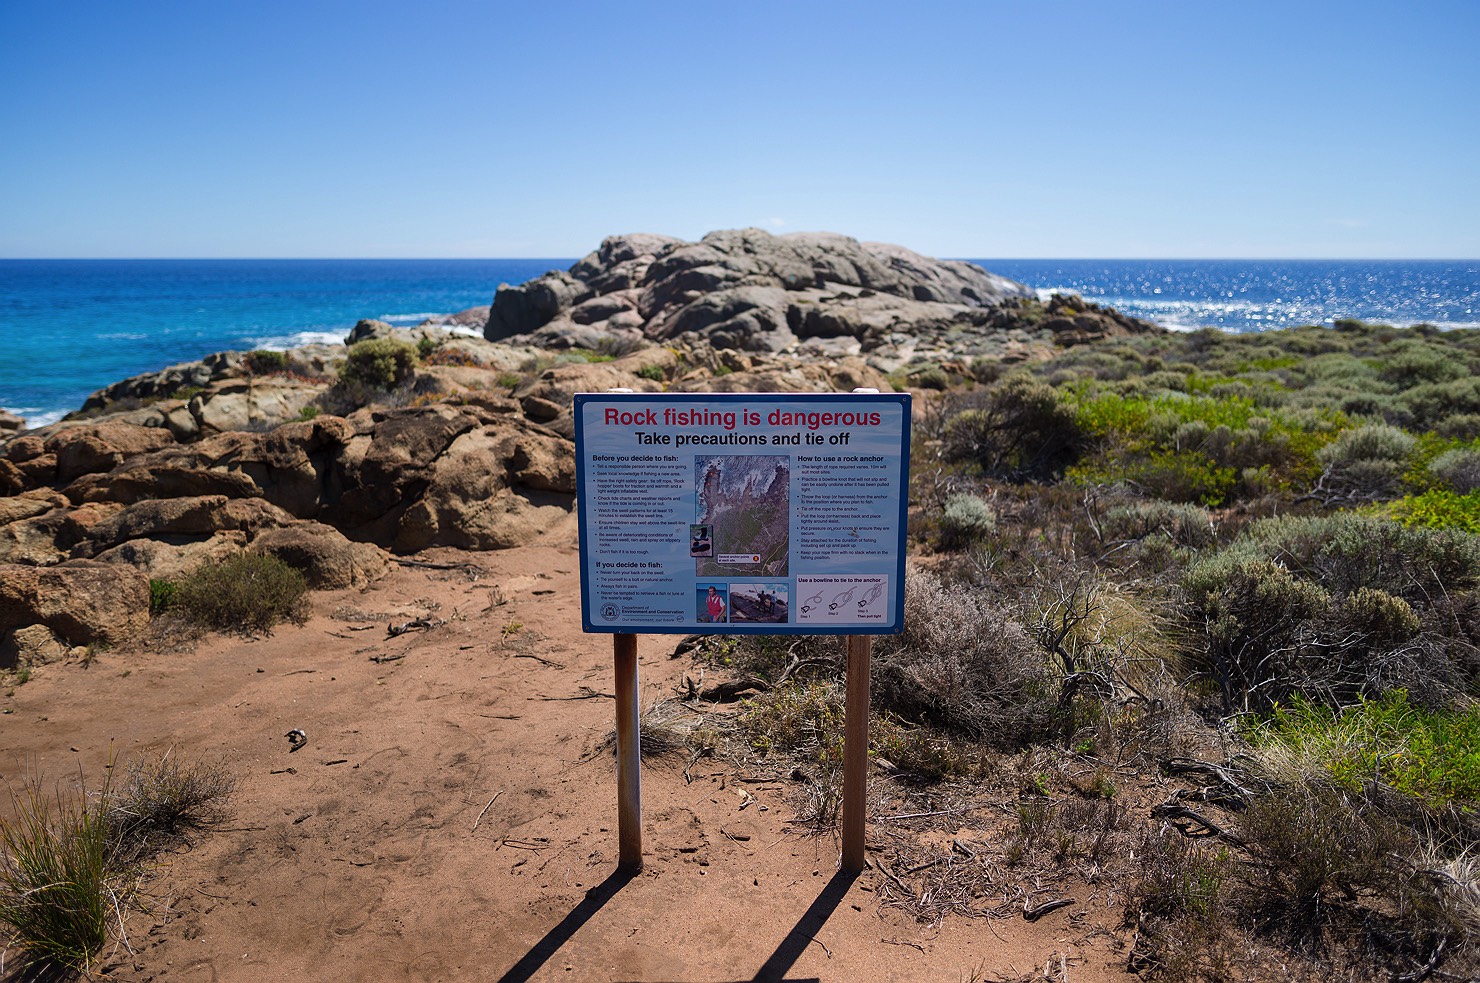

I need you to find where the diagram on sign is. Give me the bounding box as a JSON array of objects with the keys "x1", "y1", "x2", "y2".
[
  {"x1": 795, "y1": 575, "x2": 888, "y2": 625},
  {"x1": 694, "y1": 455, "x2": 790, "y2": 578}
]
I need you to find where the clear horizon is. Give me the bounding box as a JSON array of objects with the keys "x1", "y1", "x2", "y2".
[
  {"x1": 3, "y1": 1, "x2": 1476, "y2": 260},
  {"x1": 3, "y1": 255, "x2": 1478, "y2": 263}
]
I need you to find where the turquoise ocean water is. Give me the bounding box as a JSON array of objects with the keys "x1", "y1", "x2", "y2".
[{"x1": 2, "y1": 258, "x2": 1476, "y2": 429}]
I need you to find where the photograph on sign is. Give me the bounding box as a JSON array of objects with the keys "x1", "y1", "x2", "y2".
[{"x1": 574, "y1": 392, "x2": 911, "y2": 634}]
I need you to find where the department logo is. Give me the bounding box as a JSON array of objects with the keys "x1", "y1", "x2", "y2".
[{"x1": 601, "y1": 603, "x2": 619, "y2": 620}]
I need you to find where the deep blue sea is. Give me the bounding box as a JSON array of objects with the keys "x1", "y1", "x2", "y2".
[{"x1": 2, "y1": 258, "x2": 1477, "y2": 429}]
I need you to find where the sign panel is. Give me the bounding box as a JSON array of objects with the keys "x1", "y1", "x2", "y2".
[{"x1": 575, "y1": 392, "x2": 911, "y2": 634}]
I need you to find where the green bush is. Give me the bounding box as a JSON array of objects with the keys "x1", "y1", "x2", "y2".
[
  {"x1": 1183, "y1": 514, "x2": 1480, "y2": 710},
  {"x1": 175, "y1": 552, "x2": 309, "y2": 634},
  {"x1": 1234, "y1": 512, "x2": 1480, "y2": 603},
  {"x1": 148, "y1": 578, "x2": 177, "y2": 615},
  {"x1": 1101, "y1": 499, "x2": 1215, "y2": 548},
  {"x1": 244, "y1": 349, "x2": 288, "y2": 374},
  {"x1": 1250, "y1": 691, "x2": 1480, "y2": 809},
  {"x1": 636, "y1": 364, "x2": 665, "y2": 382},
  {"x1": 1316, "y1": 423, "x2": 1415, "y2": 466},
  {"x1": 938, "y1": 492, "x2": 995, "y2": 549},
  {"x1": 416, "y1": 336, "x2": 437, "y2": 358},
  {"x1": 340, "y1": 337, "x2": 419, "y2": 390},
  {"x1": 1391, "y1": 489, "x2": 1480, "y2": 533}
]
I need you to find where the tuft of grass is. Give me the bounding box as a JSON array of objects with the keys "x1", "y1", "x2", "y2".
[
  {"x1": 0, "y1": 774, "x2": 115, "y2": 975},
  {"x1": 0, "y1": 754, "x2": 234, "y2": 975},
  {"x1": 107, "y1": 751, "x2": 235, "y2": 865},
  {"x1": 175, "y1": 552, "x2": 310, "y2": 635}
]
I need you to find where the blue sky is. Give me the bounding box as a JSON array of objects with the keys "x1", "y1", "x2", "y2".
[{"x1": 2, "y1": 1, "x2": 1475, "y2": 259}]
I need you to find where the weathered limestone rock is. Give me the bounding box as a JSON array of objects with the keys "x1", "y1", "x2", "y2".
[
  {"x1": 45, "y1": 423, "x2": 176, "y2": 484},
  {"x1": 190, "y1": 380, "x2": 323, "y2": 434},
  {"x1": 251, "y1": 523, "x2": 390, "y2": 589},
  {"x1": 0, "y1": 624, "x2": 70, "y2": 669},
  {"x1": 64, "y1": 466, "x2": 261, "y2": 506},
  {"x1": 0, "y1": 561, "x2": 149, "y2": 647},
  {"x1": 391, "y1": 422, "x2": 575, "y2": 552},
  {"x1": 93, "y1": 531, "x2": 247, "y2": 581},
  {"x1": 78, "y1": 495, "x2": 294, "y2": 555}
]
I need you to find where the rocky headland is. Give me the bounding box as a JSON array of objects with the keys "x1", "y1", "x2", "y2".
[{"x1": 0, "y1": 228, "x2": 1156, "y2": 666}]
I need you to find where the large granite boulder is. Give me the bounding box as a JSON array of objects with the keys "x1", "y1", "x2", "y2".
[{"x1": 484, "y1": 228, "x2": 1032, "y2": 354}]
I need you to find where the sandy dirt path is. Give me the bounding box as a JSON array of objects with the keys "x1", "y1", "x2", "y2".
[{"x1": 1, "y1": 542, "x2": 1126, "y2": 982}]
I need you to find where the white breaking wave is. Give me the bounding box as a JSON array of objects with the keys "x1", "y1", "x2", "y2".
[
  {"x1": 379, "y1": 311, "x2": 444, "y2": 322},
  {"x1": 251, "y1": 330, "x2": 347, "y2": 350},
  {"x1": 2, "y1": 406, "x2": 66, "y2": 429}
]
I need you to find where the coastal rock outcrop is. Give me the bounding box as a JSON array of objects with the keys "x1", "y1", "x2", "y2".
[
  {"x1": 0, "y1": 561, "x2": 150, "y2": 649},
  {"x1": 484, "y1": 228, "x2": 1033, "y2": 356}
]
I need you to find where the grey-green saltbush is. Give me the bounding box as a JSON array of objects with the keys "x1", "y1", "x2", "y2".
[
  {"x1": 1316, "y1": 424, "x2": 1415, "y2": 466},
  {"x1": 938, "y1": 493, "x2": 996, "y2": 549},
  {"x1": 1429, "y1": 448, "x2": 1480, "y2": 493}
]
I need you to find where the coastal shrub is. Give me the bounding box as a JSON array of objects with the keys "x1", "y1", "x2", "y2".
[
  {"x1": 1435, "y1": 413, "x2": 1480, "y2": 441},
  {"x1": 1403, "y1": 378, "x2": 1480, "y2": 430},
  {"x1": 1317, "y1": 423, "x2": 1415, "y2": 467},
  {"x1": 340, "y1": 337, "x2": 419, "y2": 390},
  {"x1": 636, "y1": 364, "x2": 665, "y2": 382},
  {"x1": 1379, "y1": 344, "x2": 1470, "y2": 387},
  {"x1": 1239, "y1": 779, "x2": 1409, "y2": 916},
  {"x1": 1100, "y1": 499, "x2": 1215, "y2": 549},
  {"x1": 937, "y1": 492, "x2": 995, "y2": 549},
  {"x1": 1429, "y1": 448, "x2": 1480, "y2": 493},
  {"x1": 0, "y1": 776, "x2": 112, "y2": 975},
  {"x1": 244, "y1": 349, "x2": 288, "y2": 374},
  {"x1": 1311, "y1": 423, "x2": 1417, "y2": 500},
  {"x1": 1234, "y1": 512, "x2": 1480, "y2": 602},
  {"x1": 943, "y1": 376, "x2": 1081, "y2": 480},
  {"x1": 1183, "y1": 514, "x2": 1480, "y2": 710},
  {"x1": 871, "y1": 569, "x2": 1054, "y2": 746},
  {"x1": 416, "y1": 336, "x2": 437, "y2": 358},
  {"x1": 174, "y1": 552, "x2": 309, "y2": 634}
]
